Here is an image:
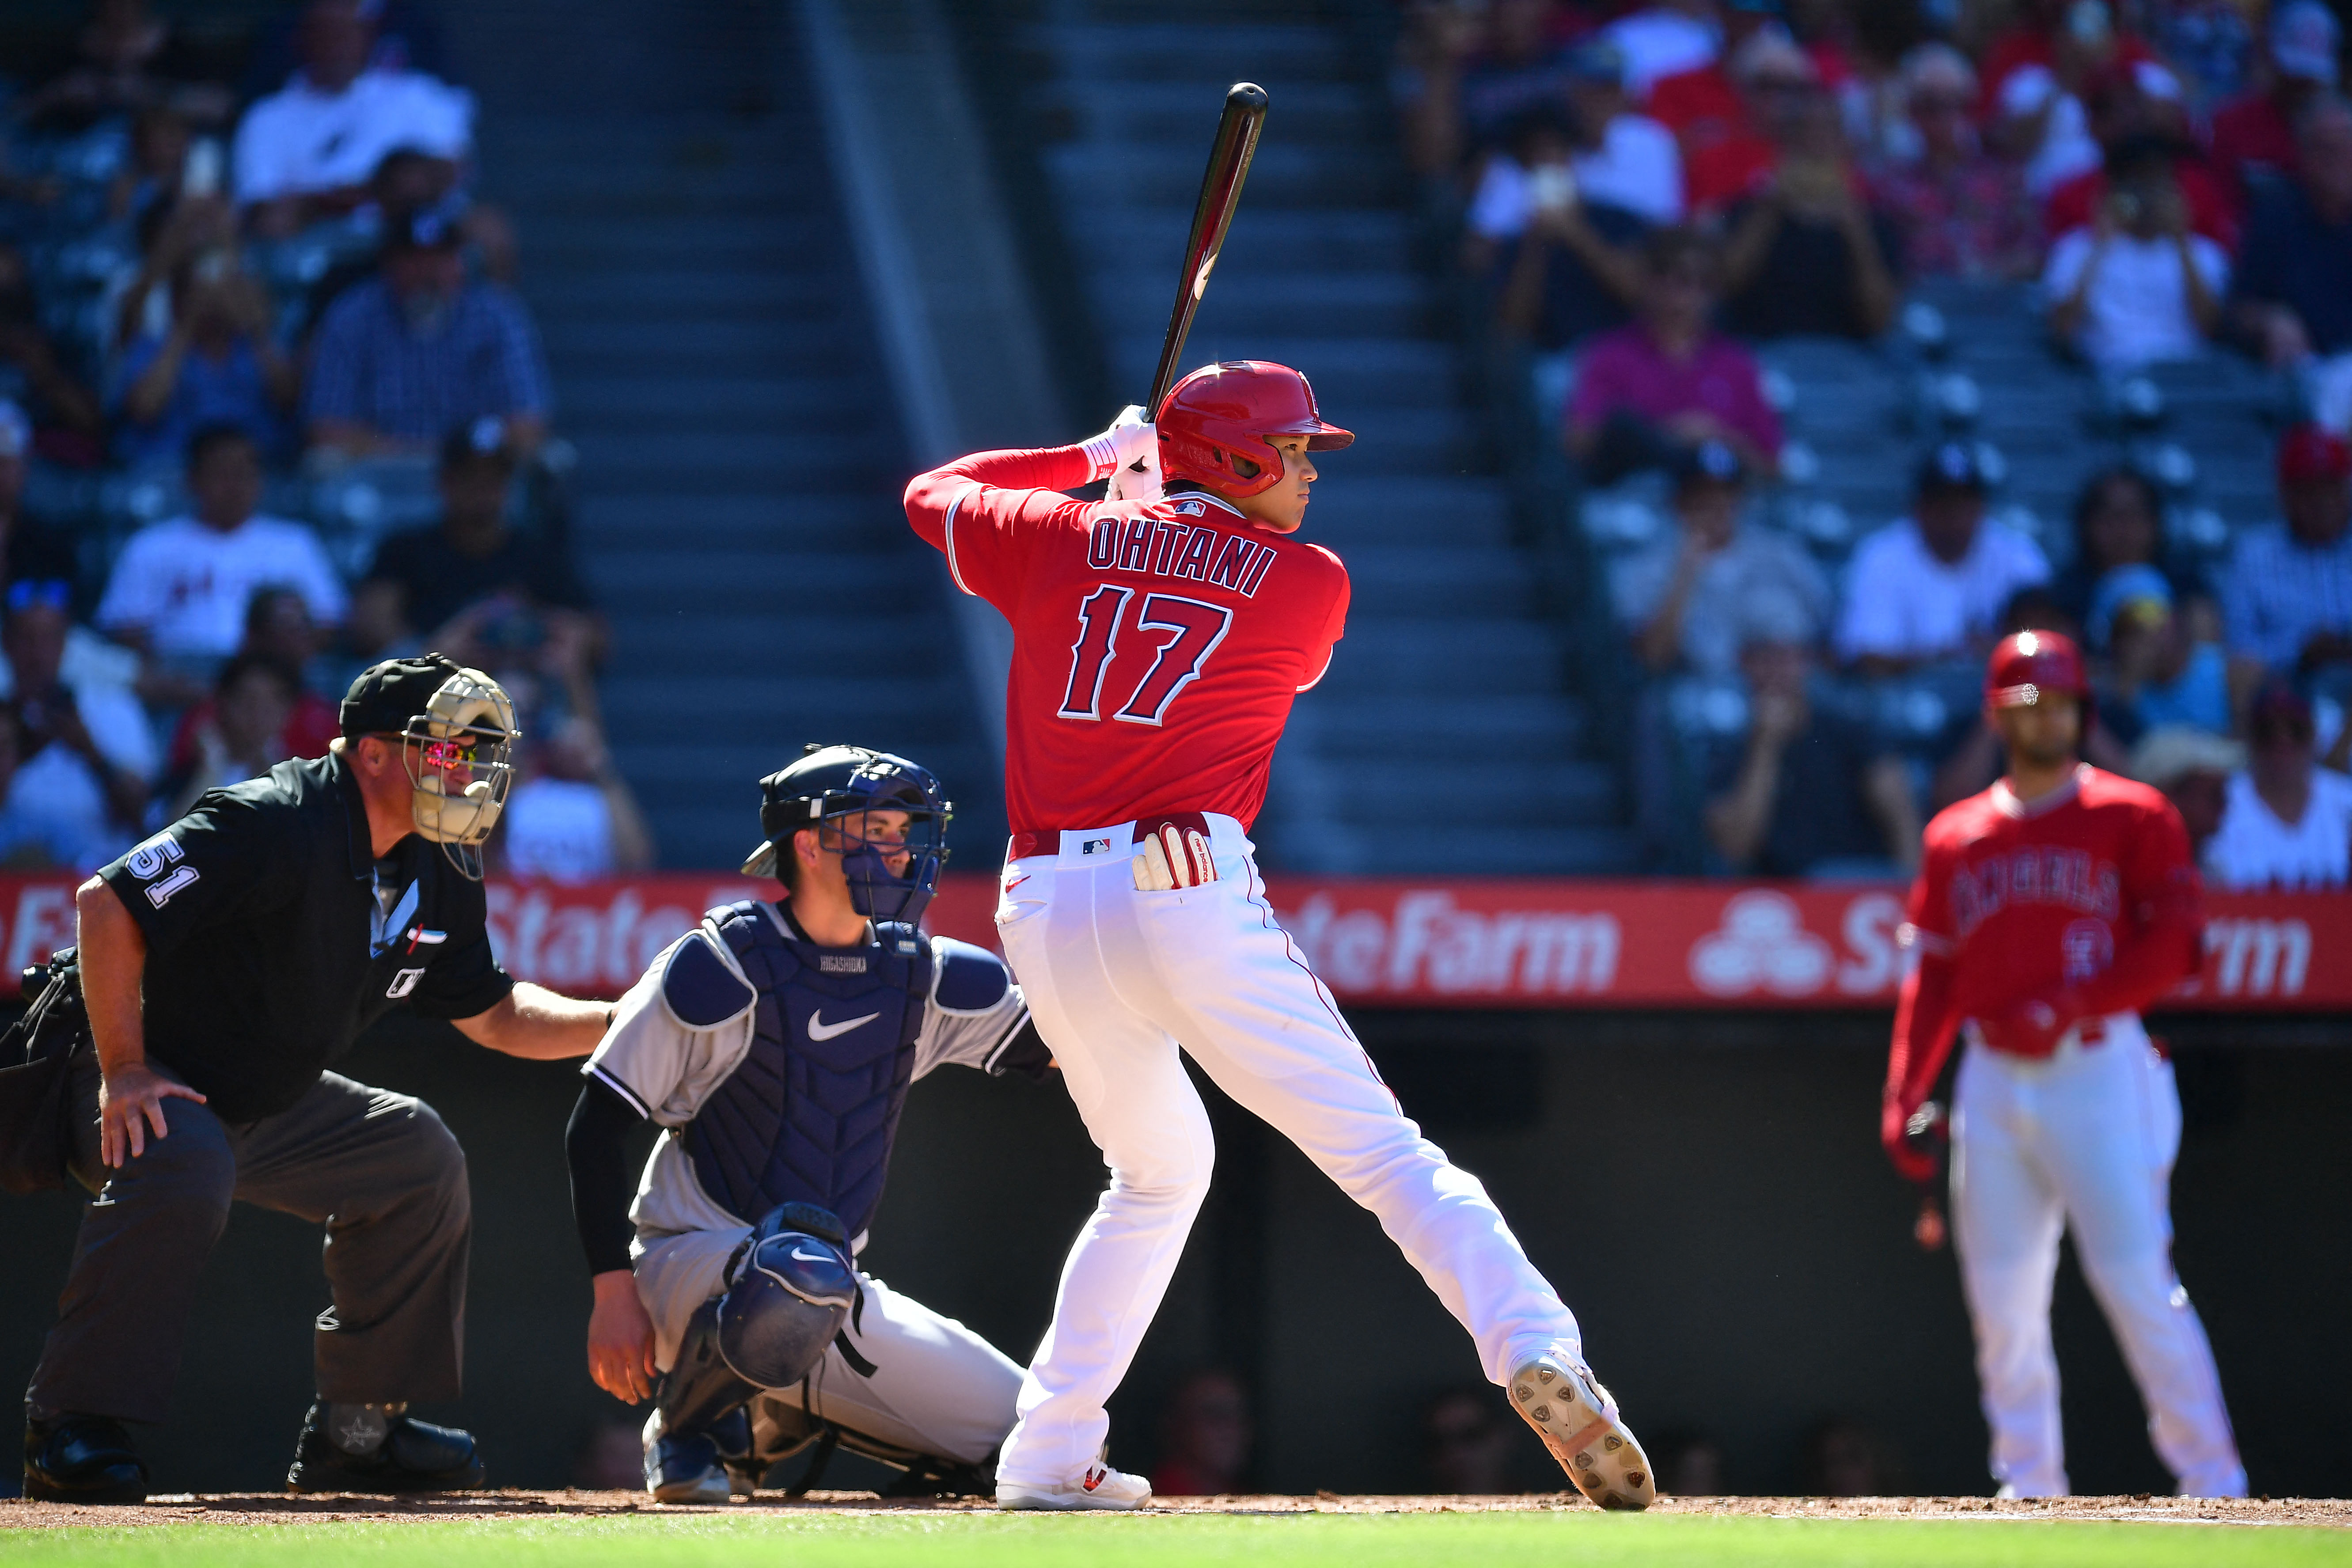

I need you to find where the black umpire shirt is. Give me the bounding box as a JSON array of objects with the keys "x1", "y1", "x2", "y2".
[{"x1": 95, "y1": 752, "x2": 515, "y2": 1124}]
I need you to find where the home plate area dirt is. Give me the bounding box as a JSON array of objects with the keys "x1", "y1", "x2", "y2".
[{"x1": 0, "y1": 1491, "x2": 2344, "y2": 1528}]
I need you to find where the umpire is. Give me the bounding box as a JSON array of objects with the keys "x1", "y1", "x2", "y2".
[{"x1": 21, "y1": 654, "x2": 611, "y2": 1503}]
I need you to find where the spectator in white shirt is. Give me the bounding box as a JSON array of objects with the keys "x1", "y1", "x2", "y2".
[
  {"x1": 2203, "y1": 682, "x2": 2352, "y2": 888},
  {"x1": 1466, "y1": 42, "x2": 1686, "y2": 239},
  {"x1": 232, "y1": 0, "x2": 472, "y2": 240},
  {"x1": 2045, "y1": 143, "x2": 2228, "y2": 371},
  {"x1": 4, "y1": 584, "x2": 155, "y2": 864},
  {"x1": 1836, "y1": 443, "x2": 2052, "y2": 675},
  {"x1": 0, "y1": 706, "x2": 126, "y2": 872},
  {"x1": 498, "y1": 714, "x2": 653, "y2": 882},
  {"x1": 95, "y1": 424, "x2": 347, "y2": 671}
]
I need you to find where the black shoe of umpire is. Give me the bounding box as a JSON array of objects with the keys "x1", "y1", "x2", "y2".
[
  {"x1": 23, "y1": 1412, "x2": 148, "y2": 1504},
  {"x1": 286, "y1": 1401, "x2": 486, "y2": 1493}
]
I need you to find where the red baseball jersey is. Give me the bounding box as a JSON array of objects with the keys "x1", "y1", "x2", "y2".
[
  {"x1": 906, "y1": 445, "x2": 1348, "y2": 837},
  {"x1": 1905, "y1": 764, "x2": 2200, "y2": 1026}
]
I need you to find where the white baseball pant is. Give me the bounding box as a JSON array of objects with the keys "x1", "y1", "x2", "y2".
[
  {"x1": 635, "y1": 1230, "x2": 1021, "y2": 1466},
  {"x1": 1950, "y1": 1015, "x2": 2244, "y2": 1498},
  {"x1": 993, "y1": 814, "x2": 1590, "y2": 1489}
]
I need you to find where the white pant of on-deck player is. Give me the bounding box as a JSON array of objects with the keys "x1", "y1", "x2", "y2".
[
  {"x1": 1950, "y1": 1016, "x2": 2244, "y2": 1498},
  {"x1": 992, "y1": 812, "x2": 1589, "y2": 1489}
]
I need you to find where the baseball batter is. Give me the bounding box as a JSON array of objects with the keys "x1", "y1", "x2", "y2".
[
  {"x1": 906, "y1": 361, "x2": 1653, "y2": 1511},
  {"x1": 566, "y1": 748, "x2": 1053, "y2": 1501},
  {"x1": 1883, "y1": 631, "x2": 2244, "y2": 1498}
]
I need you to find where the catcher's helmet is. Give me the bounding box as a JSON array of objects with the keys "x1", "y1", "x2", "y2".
[
  {"x1": 1984, "y1": 630, "x2": 2091, "y2": 712},
  {"x1": 741, "y1": 744, "x2": 951, "y2": 924},
  {"x1": 1154, "y1": 361, "x2": 1353, "y2": 499}
]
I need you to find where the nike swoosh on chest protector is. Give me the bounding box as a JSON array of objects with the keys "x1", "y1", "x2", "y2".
[{"x1": 806, "y1": 1008, "x2": 883, "y2": 1042}]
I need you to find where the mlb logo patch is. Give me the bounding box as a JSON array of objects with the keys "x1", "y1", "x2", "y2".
[
  {"x1": 1172, "y1": 499, "x2": 1206, "y2": 516},
  {"x1": 1080, "y1": 837, "x2": 1114, "y2": 856}
]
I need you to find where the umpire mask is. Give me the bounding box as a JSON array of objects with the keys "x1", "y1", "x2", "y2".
[{"x1": 399, "y1": 666, "x2": 518, "y2": 881}]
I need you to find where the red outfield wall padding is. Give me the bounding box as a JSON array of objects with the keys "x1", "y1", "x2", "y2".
[{"x1": 0, "y1": 873, "x2": 2338, "y2": 1009}]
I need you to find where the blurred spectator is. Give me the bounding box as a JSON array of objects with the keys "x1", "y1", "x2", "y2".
[
  {"x1": 157, "y1": 653, "x2": 302, "y2": 820},
  {"x1": 1836, "y1": 444, "x2": 2051, "y2": 676},
  {"x1": 1613, "y1": 440, "x2": 1829, "y2": 676},
  {"x1": 1601, "y1": 0, "x2": 1723, "y2": 102},
  {"x1": 2044, "y1": 142, "x2": 2229, "y2": 372},
  {"x1": 2219, "y1": 424, "x2": 2352, "y2": 681},
  {"x1": 350, "y1": 423, "x2": 591, "y2": 654},
  {"x1": 1681, "y1": 30, "x2": 1814, "y2": 216},
  {"x1": 0, "y1": 403, "x2": 80, "y2": 594},
  {"x1": 2049, "y1": 466, "x2": 2207, "y2": 633},
  {"x1": 232, "y1": 0, "x2": 474, "y2": 239},
  {"x1": 1397, "y1": 0, "x2": 1587, "y2": 179},
  {"x1": 107, "y1": 104, "x2": 207, "y2": 228},
  {"x1": 1801, "y1": 1416, "x2": 1901, "y2": 1496},
  {"x1": 1717, "y1": 52, "x2": 1901, "y2": 341},
  {"x1": 1644, "y1": 2, "x2": 1798, "y2": 149},
  {"x1": 1868, "y1": 45, "x2": 2042, "y2": 282},
  {"x1": 1646, "y1": 1428, "x2": 1724, "y2": 1496},
  {"x1": 1703, "y1": 627, "x2": 1921, "y2": 876},
  {"x1": 305, "y1": 203, "x2": 551, "y2": 458},
  {"x1": 2090, "y1": 565, "x2": 2231, "y2": 745},
  {"x1": 1423, "y1": 1387, "x2": 1518, "y2": 1495},
  {"x1": 1467, "y1": 43, "x2": 1685, "y2": 239},
  {"x1": 111, "y1": 247, "x2": 297, "y2": 468},
  {"x1": 499, "y1": 714, "x2": 652, "y2": 882},
  {"x1": 2208, "y1": 2, "x2": 2341, "y2": 207},
  {"x1": 0, "y1": 708, "x2": 118, "y2": 872},
  {"x1": 2203, "y1": 682, "x2": 2352, "y2": 888},
  {"x1": 95, "y1": 425, "x2": 347, "y2": 668},
  {"x1": 2130, "y1": 725, "x2": 2247, "y2": 862},
  {"x1": 0, "y1": 245, "x2": 105, "y2": 463},
  {"x1": 1984, "y1": 0, "x2": 2175, "y2": 198},
  {"x1": 1480, "y1": 109, "x2": 1649, "y2": 359},
  {"x1": 12, "y1": 0, "x2": 233, "y2": 134},
  {"x1": 2227, "y1": 96, "x2": 2352, "y2": 420},
  {"x1": 1567, "y1": 228, "x2": 1781, "y2": 482},
  {"x1": 164, "y1": 588, "x2": 341, "y2": 780},
  {"x1": 1148, "y1": 1371, "x2": 1251, "y2": 1498},
  {"x1": 107, "y1": 189, "x2": 239, "y2": 356},
  {"x1": 4, "y1": 584, "x2": 153, "y2": 857},
  {"x1": 2041, "y1": 67, "x2": 2237, "y2": 251},
  {"x1": 2154, "y1": 0, "x2": 2259, "y2": 109},
  {"x1": 237, "y1": 0, "x2": 458, "y2": 99}
]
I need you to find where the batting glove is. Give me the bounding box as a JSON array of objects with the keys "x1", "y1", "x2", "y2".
[
  {"x1": 1132, "y1": 819, "x2": 1218, "y2": 891},
  {"x1": 1100, "y1": 405, "x2": 1163, "y2": 504}
]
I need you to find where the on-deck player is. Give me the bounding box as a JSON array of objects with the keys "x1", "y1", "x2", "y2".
[
  {"x1": 905, "y1": 361, "x2": 1654, "y2": 1512},
  {"x1": 1883, "y1": 631, "x2": 2244, "y2": 1498}
]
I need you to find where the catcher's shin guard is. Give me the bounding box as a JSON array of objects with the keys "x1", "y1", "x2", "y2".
[{"x1": 658, "y1": 1297, "x2": 759, "y2": 1442}]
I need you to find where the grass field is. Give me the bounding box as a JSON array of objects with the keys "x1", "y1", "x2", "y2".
[{"x1": 4, "y1": 1511, "x2": 2351, "y2": 1568}]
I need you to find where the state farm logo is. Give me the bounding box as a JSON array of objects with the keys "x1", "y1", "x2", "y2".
[
  {"x1": 1690, "y1": 890, "x2": 1834, "y2": 997},
  {"x1": 1287, "y1": 890, "x2": 1620, "y2": 998}
]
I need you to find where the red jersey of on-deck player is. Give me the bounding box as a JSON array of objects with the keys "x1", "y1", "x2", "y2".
[
  {"x1": 905, "y1": 444, "x2": 1348, "y2": 836},
  {"x1": 1905, "y1": 764, "x2": 2201, "y2": 1024}
]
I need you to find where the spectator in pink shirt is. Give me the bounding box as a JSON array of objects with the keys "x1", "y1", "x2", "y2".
[{"x1": 1566, "y1": 227, "x2": 1783, "y2": 484}]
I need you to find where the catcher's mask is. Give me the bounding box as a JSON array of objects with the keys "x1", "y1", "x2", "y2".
[
  {"x1": 399, "y1": 666, "x2": 518, "y2": 881},
  {"x1": 741, "y1": 744, "x2": 951, "y2": 925}
]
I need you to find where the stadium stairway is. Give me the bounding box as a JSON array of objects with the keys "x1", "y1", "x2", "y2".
[
  {"x1": 436, "y1": 0, "x2": 1004, "y2": 869},
  {"x1": 966, "y1": 0, "x2": 1639, "y2": 874}
]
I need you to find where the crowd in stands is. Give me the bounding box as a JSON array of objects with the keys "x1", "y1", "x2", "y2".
[
  {"x1": 1402, "y1": 0, "x2": 2352, "y2": 890},
  {"x1": 0, "y1": 0, "x2": 647, "y2": 880}
]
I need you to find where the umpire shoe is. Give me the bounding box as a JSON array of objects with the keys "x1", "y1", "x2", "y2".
[
  {"x1": 286, "y1": 1401, "x2": 486, "y2": 1492},
  {"x1": 1507, "y1": 1355, "x2": 1656, "y2": 1511},
  {"x1": 23, "y1": 1412, "x2": 148, "y2": 1504},
  {"x1": 997, "y1": 1462, "x2": 1153, "y2": 1511}
]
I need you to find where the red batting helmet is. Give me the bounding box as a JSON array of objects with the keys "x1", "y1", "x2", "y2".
[
  {"x1": 1153, "y1": 361, "x2": 1353, "y2": 500},
  {"x1": 1984, "y1": 630, "x2": 2091, "y2": 711}
]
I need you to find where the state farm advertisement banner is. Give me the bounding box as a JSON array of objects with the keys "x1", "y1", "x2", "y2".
[{"x1": 0, "y1": 873, "x2": 2339, "y2": 1010}]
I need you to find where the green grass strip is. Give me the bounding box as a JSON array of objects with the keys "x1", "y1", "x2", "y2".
[{"x1": 0, "y1": 1512, "x2": 2346, "y2": 1568}]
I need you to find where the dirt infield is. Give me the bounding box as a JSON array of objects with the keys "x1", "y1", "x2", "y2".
[{"x1": 1, "y1": 1491, "x2": 2344, "y2": 1529}]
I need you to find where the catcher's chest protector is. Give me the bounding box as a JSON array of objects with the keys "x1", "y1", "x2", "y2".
[{"x1": 683, "y1": 901, "x2": 929, "y2": 1241}]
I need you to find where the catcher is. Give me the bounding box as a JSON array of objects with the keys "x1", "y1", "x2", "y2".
[{"x1": 566, "y1": 746, "x2": 1052, "y2": 1501}]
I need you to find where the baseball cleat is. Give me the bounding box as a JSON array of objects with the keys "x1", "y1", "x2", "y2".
[
  {"x1": 285, "y1": 1401, "x2": 485, "y2": 1493},
  {"x1": 997, "y1": 1462, "x2": 1152, "y2": 1511},
  {"x1": 1507, "y1": 1355, "x2": 1655, "y2": 1511},
  {"x1": 645, "y1": 1429, "x2": 735, "y2": 1505},
  {"x1": 23, "y1": 1413, "x2": 148, "y2": 1505}
]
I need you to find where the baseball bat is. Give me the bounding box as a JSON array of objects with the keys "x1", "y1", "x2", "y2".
[{"x1": 1142, "y1": 82, "x2": 1268, "y2": 418}]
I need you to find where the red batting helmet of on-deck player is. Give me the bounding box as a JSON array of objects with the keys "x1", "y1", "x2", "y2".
[
  {"x1": 1153, "y1": 361, "x2": 1354, "y2": 500},
  {"x1": 1984, "y1": 629, "x2": 2092, "y2": 711}
]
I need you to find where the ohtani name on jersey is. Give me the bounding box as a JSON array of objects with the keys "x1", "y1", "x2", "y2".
[
  {"x1": 1949, "y1": 847, "x2": 2121, "y2": 938},
  {"x1": 1086, "y1": 505, "x2": 1276, "y2": 598}
]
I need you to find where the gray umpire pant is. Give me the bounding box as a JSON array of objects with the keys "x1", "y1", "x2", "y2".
[{"x1": 26, "y1": 1048, "x2": 470, "y2": 1424}]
